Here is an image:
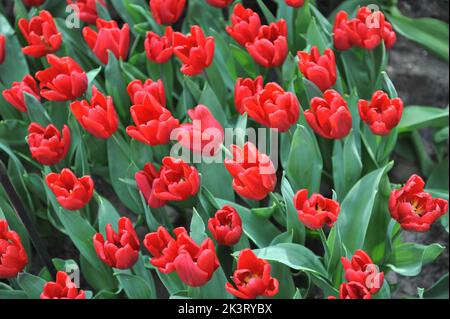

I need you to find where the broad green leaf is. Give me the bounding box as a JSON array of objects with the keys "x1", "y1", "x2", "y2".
[
  {"x1": 281, "y1": 175, "x2": 306, "y2": 244},
  {"x1": 115, "y1": 272, "x2": 155, "y2": 299},
  {"x1": 105, "y1": 52, "x2": 131, "y2": 121},
  {"x1": 399, "y1": 106, "x2": 449, "y2": 133},
  {"x1": 421, "y1": 273, "x2": 449, "y2": 299},
  {"x1": 16, "y1": 272, "x2": 46, "y2": 299}
]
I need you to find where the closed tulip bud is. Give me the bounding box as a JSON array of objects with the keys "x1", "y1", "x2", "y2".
[
  {"x1": 126, "y1": 95, "x2": 179, "y2": 146},
  {"x1": 144, "y1": 226, "x2": 178, "y2": 273},
  {"x1": 67, "y1": 0, "x2": 106, "y2": 25},
  {"x1": 174, "y1": 104, "x2": 224, "y2": 156},
  {"x1": 294, "y1": 189, "x2": 340, "y2": 230},
  {"x1": 304, "y1": 89, "x2": 352, "y2": 139},
  {"x1": 226, "y1": 4, "x2": 262, "y2": 47},
  {"x1": 173, "y1": 25, "x2": 215, "y2": 76},
  {"x1": 18, "y1": 10, "x2": 62, "y2": 58},
  {"x1": 23, "y1": 0, "x2": 46, "y2": 6},
  {"x1": 0, "y1": 220, "x2": 28, "y2": 279},
  {"x1": 285, "y1": 0, "x2": 305, "y2": 7},
  {"x1": 358, "y1": 90, "x2": 403, "y2": 136},
  {"x1": 27, "y1": 123, "x2": 70, "y2": 166},
  {"x1": 246, "y1": 19, "x2": 288, "y2": 68},
  {"x1": 83, "y1": 19, "x2": 130, "y2": 64},
  {"x1": 145, "y1": 27, "x2": 174, "y2": 64},
  {"x1": 241, "y1": 82, "x2": 299, "y2": 132},
  {"x1": 225, "y1": 142, "x2": 277, "y2": 201},
  {"x1": 2, "y1": 74, "x2": 40, "y2": 112},
  {"x1": 341, "y1": 249, "x2": 385, "y2": 295},
  {"x1": 150, "y1": 0, "x2": 186, "y2": 26},
  {"x1": 45, "y1": 169, "x2": 94, "y2": 211},
  {"x1": 297, "y1": 46, "x2": 337, "y2": 92},
  {"x1": 70, "y1": 86, "x2": 119, "y2": 139},
  {"x1": 389, "y1": 175, "x2": 449, "y2": 232},
  {"x1": 234, "y1": 76, "x2": 264, "y2": 114},
  {"x1": 0, "y1": 34, "x2": 5, "y2": 64},
  {"x1": 35, "y1": 54, "x2": 88, "y2": 101},
  {"x1": 205, "y1": 0, "x2": 233, "y2": 8},
  {"x1": 208, "y1": 205, "x2": 242, "y2": 246},
  {"x1": 127, "y1": 79, "x2": 166, "y2": 106},
  {"x1": 40, "y1": 271, "x2": 85, "y2": 299},
  {"x1": 93, "y1": 217, "x2": 140, "y2": 269},
  {"x1": 226, "y1": 249, "x2": 279, "y2": 299}
]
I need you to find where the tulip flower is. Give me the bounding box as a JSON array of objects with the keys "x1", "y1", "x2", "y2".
[
  {"x1": 45, "y1": 169, "x2": 94, "y2": 211},
  {"x1": 246, "y1": 19, "x2": 288, "y2": 68},
  {"x1": 225, "y1": 142, "x2": 277, "y2": 201},
  {"x1": 145, "y1": 27, "x2": 174, "y2": 64},
  {"x1": 234, "y1": 76, "x2": 264, "y2": 114},
  {"x1": 83, "y1": 19, "x2": 130, "y2": 64},
  {"x1": 389, "y1": 175, "x2": 449, "y2": 232},
  {"x1": 173, "y1": 25, "x2": 215, "y2": 76},
  {"x1": 174, "y1": 105, "x2": 224, "y2": 156},
  {"x1": 136, "y1": 157, "x2": 200, "y2": 208},
  {"x1": 2, "y1": 74, "x2": 40, "y2": 112},
  {"x1": 40, "y1": 271, "x2": 85, "y2": 299},
  {"x1": 208, "y1": 205, "x2": 242, "y2": 246},
  {"x1": 226, "y1": 4, "x2": 262, "y2": 47},
  {"x1": 150, "y1": 0, "x2": 186, "y2": 26},
  {"x1": 144, "y1": 226, "x2": 178, "y2": 273},
  {"x1": 341, "y1": 249, "x2": 385, "y2": 295},
  {"x1": 127, "y1": 79, "x2": 166, "y2": 107},
  {"x1": 126, "y1": 95, "x2": 179, "y2": 146},
  {"x1": 70, "y1": 86, "x2": 119, "y2": 139},
  {"x1": 35, "y1": 54, "x2": 88, "y2": 101},
  {"x1": 0, "y1": 219, "x2": 28, "y2": 279},
  {"x1": 240, "y1": 82, "x2": 300, "y2": 132},
  {"x1": 93, "y1": 217, "x2": 140, "y2": 269},
  {"x1": 23, "y1": 0, "x2": 46, "y2": 6},
  {"x1": 27, "y1": 123, "x2": 71, "y2": 166},
  {"x1": 304, "y1": 89, "x2": 352, "y2": 139},
  {"x1": 358, "y1": 90, "x2": 404, "y2": 136},
  {"x1": 67, "y1": 0, "x2": 106, "y2": 25},
  {"x1": 294, "y1": 189, "x2": 340, "y2": 230},
  {"x1": 226, "y1": 249, "x2": 279, "y2": 299},
  {"x1": 205, "y1": 0, "x2": 233, "y2": 8},
  {"x1": 0, "y1": 34, "x2": 5, "y2": 64},
  {"x1": 18, "y1": 10, "x2": 62, "y2": 58},
  {"x1": 285, "y1": 0, "x2": 305, "y2": 8},
  {"x1": 297, "y1": 46, "x2": 337, "y2": 92},
  {"x1": 333, "y1": 282, "x2": 372, "y2": 299}
]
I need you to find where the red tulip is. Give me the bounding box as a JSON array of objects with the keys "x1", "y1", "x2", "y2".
[
  {"x1": 334, "y1": 281, "x2": 372, "y2": 299},
  {"x1": 173, "y1": 25, "x2": 215, "y2": 76},
  {"x1": 358, "y1": 90, "x2": 403, "y2": 136},
  {"x1": 45, "y1": 168, "x2": 94, "y2": 211},
  {"x1": 225, "y1": 142, "x2": 277, "y2": 201},
  {"x1": 150, "y1": 0, "x2": 186, "y2": 26},
  {"x1": 35, "y1": 54, "x2": 88, "y2": 101},
  {"x1": 145, "y1": 27, "x2": 174, "y2": 64},
  {"x1": 93, "y1": 217, "x2": 140, "y2": 269},
  {"x1": 389, "y1": 175, "x2": 449, "y2": 232},
  {"x1": 356, "y1": 7, "x2": 396, "y2": 49},
  {"x1": 246, "y1": 19, "x2": 288, "y2": 68},
  {"x1": 0, "y1": 219, "x2": 28, "y2": 279},
  {"x1": 226, "y1": 249, "x2": 279, "y2": 299},
  {"x1": 226, "y1": 3, "x2": 262, "y2": 47},
  {"x1": 285, "y1": 0, "x2": 305, "y2": 8},
  {"x1": 205, "y1": 0, "x2": 233, "y2": 8},
  {"x1": 2, "y1": 74, "x2": 40, "y2": 112},
  {"x1": 234, "y1": 76, "x2": 264, "y2": 114},
  {"x1": 0, "y1": 34, "x2": 5, "y2": 64},
  {"x1": 67, "y1": 0, "x2": 107, "y2": 25},
  {"x1": 27, "y1": 123, "x2": 70, "y2": 166},
  {"x1": 136, "y1": 157, "x2": 200, "y2": 208},
  {"x1": 126, "y1": 95, "x2": 179, "y2": 146},
  {"x1": 40, "y1": 271, "x2": 85, "y2": 299},
  {"x1": 208, "y1": 205, "x2": 242, "y2": 246},
  {"x1": 83, "y1": 19, "x2": 130, "y2": 64},
  {"x1": 240, "y1": 82, "x2": 299, "y2": 132},
  {"x1": 18, "y1": 10, "x2": 62, "y2": 58},
  {"x1": 70, "y1": 86, "x2": 119, "y2": 139},
  {"x1": 341, "y1": 249, "x2": 384, "y2": 295},
  {"x1": 304, "y1": 89, "x2": 352, "y2": 139},
  {"x1": 144, "y1": 226, "x2": 178, "y2": 273},
  {"x1": 174, "y1": 105, "x2": 224, "y2": 156},
  {"x1": 297, "y1": 46, "x2": 337, "y2": 92},
  {"x1": 294, "y1": 189, "x2": 340, "y2": 230},
  {"x1": 23, "y1": 0, "x2": 46, "y2": 6},
  {"x1": 127, "y1": 79, "x2": 166, "y2": 107}
]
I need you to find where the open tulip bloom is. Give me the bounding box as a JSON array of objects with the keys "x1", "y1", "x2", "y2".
[{"x1": 0, "y1": 0, "x2": 448, "y2": 302}]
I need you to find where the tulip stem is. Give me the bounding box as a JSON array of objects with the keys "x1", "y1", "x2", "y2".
[
  {"x1": 221, "y1": 144, "x2": 233, "y2": 158},
  {"x1": 269, "y1": 192, "x2": 284, "y2": 213},
  {"x1": 318, "y1": 228, "x2": 330, "y2": 259}
]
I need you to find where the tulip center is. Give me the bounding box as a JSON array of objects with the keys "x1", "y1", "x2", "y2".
[{"x1": 411, "y1": 200, "x2": 425, "y2": 216}]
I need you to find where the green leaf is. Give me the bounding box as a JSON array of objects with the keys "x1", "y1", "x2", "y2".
[
  {"x1": 256, "y1": 0, "x2": 276, "y2": 24},
  {"x1": 281, "y1": 175, "x2": 306, "y2": 244},
  {"x1": 105, "y1": 52, "x2": 131, "y2": 121},
  {"x1": 16, "y1": 272, "x2": 46, "y2": 299},
  {"x1": 24, "y1": 93, "x2": 51, "y2": 126},
  {"x1": 198, "y1": 162, "x2": 235, "y2": 202},
  {"x1": 97, "y1": 195, "x2": 121, "y2": 236},
  {"x1": 421, "y1": 273, "x2": 449, "y2": 299},
  {"x1": 306, "y1": 17, "x2": 331, "y2": 53},
  {"x1": 115, "y1": 272, "x2": 155, "y2": 299},
  {"x1": 190, "y1": 208, "x2": 207, "y2": 244},
  {"x1": 399, "y1": 106, "x2": 449, "y2": 133}
]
